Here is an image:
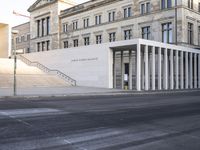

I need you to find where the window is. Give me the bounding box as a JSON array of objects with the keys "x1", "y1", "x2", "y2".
[
  {"x1": 73, "y1": 39, "x2": 78, "y2": 47},
  {"x1": 124, "y1": 29, "x2": 132, "y2": 40},
  {"x1": 46, "y1": 17, "x2": 50, "y2": 35},
  {"x1": 142, "y1": 26, "x2": 151, "y2": 39},
  {"x1": 83, "y1": 18, "x2": 89, "y2": 28},
  {"x1": 73, "y1": 21, "x2": 78, "y2": 30},
  {"x1": 96, "y1": 35, "x2": 102, "y2": 44},
  {"x1": 27, "y1": 34, "x2": 30, "y2": 41},
  {"x1": 161, "y1": 0, "x2": 172, "y2": 9},
  {"x1": 188, "y1": 22, "x2": 193, "y2": 44},
  {"x1": 16, "y1": 37, "x2": 19, "y2": 44},
  {"x1": 42, "y1": 42, "x2": 45, "y2": 51},
  {"x1": 124, "y1": 7, "x2": 132, "y2": 18},
  {"x1": 63, "y1": 23, "x2": 68, "y2": 33},
  {"x1": 37, "y1": 42, "x2": 40, "y2": 52},
  {"x1": 188, "y1": 0, "x2": 193, "y2": 9},
  {"x1": 199, "y1": 3, "x2": 200, "y2": 12},
  {"x1": 37, "y1": 20, "x2": 40, "y2": 37},
  {"x1": 42, "y1": 18, "x2": 45, "y2": 37},
  {"x1": 162, "y1": 22, "x2": 172, "y2": 43},
  {"x1": 141, "y1": 2, "x2": 151, "y2": 14},
  {"x1": 64, "y1": 41, "x2": 69, "y2": 48},
  {"x1": 46, "y1": 41, "x2": 50, "y2": 51},
  {"x1": 95, "y1": 15, "x2": 102, "y2": 25},
  {"x1": 108, "y1": 11, "x2": 115, "y2": 22},
  {"x1": 84, "y1": 37, "x2": 90, "y2": 45},
  {"x1": 21, "y1": 36, "x2": 25, "y2": 42},
  {"x1": 109, "y1": 32, "x2": 116, "y2": 42}
]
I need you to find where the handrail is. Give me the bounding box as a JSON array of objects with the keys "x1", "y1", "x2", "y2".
[{"x1": 18, "y1": 55, "x2": 76, "y2": 86}]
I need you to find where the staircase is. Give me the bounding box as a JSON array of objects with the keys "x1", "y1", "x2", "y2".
[{"x1": 0, "y1": 58, "x2": 75, "y2": 88}]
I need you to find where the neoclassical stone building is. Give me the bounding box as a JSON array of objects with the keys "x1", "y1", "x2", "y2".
[{"x1": 13, "y1": 0, "x2": 200, "y2": 52}]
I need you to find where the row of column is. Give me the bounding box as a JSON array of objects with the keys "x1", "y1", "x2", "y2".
[{"x1": 136, "y1": 45, "x2": 200, "y2": 91}]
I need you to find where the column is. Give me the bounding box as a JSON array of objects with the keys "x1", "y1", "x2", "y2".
[
  {"x1": 141, "y1": 51, "x2": 144, "y2": 90},
  {"x1": 185, "y1": 52, "x2": 189, "y2": 89},
  {"x1": 175, "y1": 50, "x2": 179, "y2": 89},
  {"x1": 121, "y1": 51, "x2": 124, "y2": 89},
  {"x1": 113, "y1": 51, "x2": 116, "y2": 88},
  {"x1": 198, "y1": 54, "x2": 200, "y2": 88},
  {"x1": 194, "y1": 53, "x2": 197, "y2": 88},
  {"x1": 129, "y1": 50, "x2": 133, "y2": 90},
  {"x1": 163, "y1": 48, "x2": 168, "y2": 90},
  {"x1": 189, "y1": 52, "x2": 193, "y2": 89},
  {"x1": 136, "y1": 44, "x2": 141, "y2": 91},
  {"x1": 144, "y1": 45, "x2": 149, "y2": 90},
  {"x1": 170, "y1": 49, "x2": 174, "y2": 90},
  {"x1": 180, "y1": 51, "x2": 184, "y2": 89},
  {"x1": 152, "y1": 46, "x2": 156, "y2": 90},
  {"x1": 158, "y1": 47, "x2": 162, "y2": 90}
]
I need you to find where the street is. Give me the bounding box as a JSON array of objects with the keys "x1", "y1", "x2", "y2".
[{"x1": 0, "y1": 92, "x2": 200, "y2": 150}]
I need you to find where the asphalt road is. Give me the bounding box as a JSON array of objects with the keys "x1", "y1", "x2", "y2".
[{"x1": 0, "y1": 92, "x2": 200, "y2": 150}]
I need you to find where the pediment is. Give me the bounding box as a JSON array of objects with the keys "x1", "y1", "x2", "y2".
[{"x1": 28, "y1": 0, "x2": 57, "y2": 12}]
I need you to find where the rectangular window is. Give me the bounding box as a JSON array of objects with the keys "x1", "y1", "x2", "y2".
[
  {"x1": 83, "y1": 18, "x2": 89, "y2": 28},
  {"x1": 73, "y1": 21, "x2": 78, "y2": 30},
  {"x1": 46, "y1": 17, "x2": 50, "y2": 35},
  {"x1": 141, "y1": 2, "x2": 151, "y2": 15},
  {"x1": 42, "y1": 19, "x2": 45, "y2": 37},
  {"x1": 188, "y1": 0, "x2": 193, "y2": 9},
  {"x1": 95, "y1": 15, "x2": 102, "y2": 25},
  {"x1": 27, "y1": 34, "x2": 30, "y2": 41},
  {"x1": 46, "y1": 40, "x2": 50, "y2": 51},
  {"x1": 142, "y1": 26, "x2": 151, "y2": 40},
  {"x1": 141, "y1": 4, "x2": 145, "y2": 15},
  {"x1": 108, "y1": 11, "x2": 115, "y2": 22},
  {"x1": 64, "y1": 41, "x2": 69, "y2": 48},
  {"x1": 161, "y1": 0, "x2": 172, "y2": 9},
  {"x1": 162, "y1": 22, "x2": 172, "y2": 43},
  {"x1": 124, "y1": 7, "x2": 132, "y2": 18},
  {"x1": 42, "y1": 42, "x2": 45, "y2": 51},
  {"x1": 109, "y1": 32, "x2": 116, "y2": 42},
  {"x1": 37, "y1": 20, "x2": 40, "y2": 37},
  {"x1": 188, "y1": 22, "x2": 193, "y2": 44},
  {"x1": 37, "y1": 42, "x2": 40, "y2": 52},
  {"x1": 146, "y1": 2, "x2": 151, "y2": 13},
  {"x1": 63, "y1": 23, "x2": 68, "y2": 33},
  {"x1": 96, "y1": 35, "x2": 102, "y2": 44},
  {"x1": 124, "y1": 29, "x2": 132, "y2": 40},
  {"x1": 199, "y1": 3, "x2": 200, "y2": 12},
  {"x1": 84, "y1": 37, "x2": 90, "y2": 45},
  {"x1": 73, "y1": 39, "x2": 78, "y2": 47}
]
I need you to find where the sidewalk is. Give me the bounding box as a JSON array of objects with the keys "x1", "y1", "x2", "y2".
[{"x1": 1, "y1": 86, "x2": 200, "y2": 98}]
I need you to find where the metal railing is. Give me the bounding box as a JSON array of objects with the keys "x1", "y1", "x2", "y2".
[{"x1": 18, "y1": 55, "x2": 76, "y2": 86}]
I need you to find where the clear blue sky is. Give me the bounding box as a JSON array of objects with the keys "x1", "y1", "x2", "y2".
[{"x1": 0, "y1": 0, "x2": 88, "y2": 27}]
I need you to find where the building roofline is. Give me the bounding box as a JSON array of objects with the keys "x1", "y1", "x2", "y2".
[{"x1": 12, "y1": 22, "x2": 30, "y2": 28}]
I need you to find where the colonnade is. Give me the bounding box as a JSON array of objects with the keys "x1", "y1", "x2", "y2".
[{"x1": 113, "y1": 44, "x2": 200, "y2": 91}]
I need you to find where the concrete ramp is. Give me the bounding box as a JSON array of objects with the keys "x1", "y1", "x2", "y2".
[{"x1": 0, "y1": 58, "x2": 70, "y2": 88}]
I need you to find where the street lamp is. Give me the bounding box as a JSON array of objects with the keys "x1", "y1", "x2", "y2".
[{"x1": 12, "y1": 30, "x2": 19, "y2": 96}]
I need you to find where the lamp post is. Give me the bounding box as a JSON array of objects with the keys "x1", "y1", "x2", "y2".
[{"x1": 12, "y1": 30, "x2": 19, "y2": 96}]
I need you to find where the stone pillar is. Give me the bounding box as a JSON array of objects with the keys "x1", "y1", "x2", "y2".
[
  {"x1": 129, "y1": 50, "x2": 133, "y2": 90},
  {"x1": 170, "y1": 49, "x2": 174, "y2": 90},
  {"x1": 180, "y1": 51, "x2": 184, "y2": 89},
  {"x1": 185, "y1": 52, "x2": 189, "y2": 89},
  {"x1": 136, "y1": 44, "x2": 141, "y2": 91},
  {"x1": 113, "y1": 51, "x2": 116, "y2": 88},
  {"x1": 175, "y1": 50, "x2": 179, "y2": 89},
  {"x1": 194, "y1": 53, "x2": 197, "y2": 88},
  {"x1": 152, "y1": 46, "x2": 155, "y2": 90},
  {"x1": 158, "y1": 47, "x2": 162, "y2": 90},
  {"x1": 164, "y1": 48, "x2": 168, "y2": 90},
  {"x1": 189, "y1": 52, "x2": 193, "y2": 89},
  {"x1": 144, "y1": 45, "x2": 149, "y2": 90},
  {"x1": 141, "y1": 51, "x2": 144, "y2": 90},
  {"x1": 121, "y1": 51, "x2": 124, "y2": 89}
]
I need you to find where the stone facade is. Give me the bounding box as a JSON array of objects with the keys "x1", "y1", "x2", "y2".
[
  {"x1": 13, "y1": 0, "x2": 200, "y2": 53},
  {"x1": 12, "y1": 22, "x2": 30, "y2": 54}
]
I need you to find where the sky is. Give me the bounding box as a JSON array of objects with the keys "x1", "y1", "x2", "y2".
[{"x1": 0, "y1": 0, "x2": 88, "y2": 27}]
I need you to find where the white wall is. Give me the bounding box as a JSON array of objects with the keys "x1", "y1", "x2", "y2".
[
  {"x1": 0, "y1": 23, "x2": 10, "y2": 58},
  {"x1": 23, "y1": 44, "x2": 113, "y2": 88}
]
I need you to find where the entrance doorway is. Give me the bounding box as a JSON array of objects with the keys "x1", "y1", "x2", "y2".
[{"x1": 124, "y1": 63, "x2": 129, "y2": 89}]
